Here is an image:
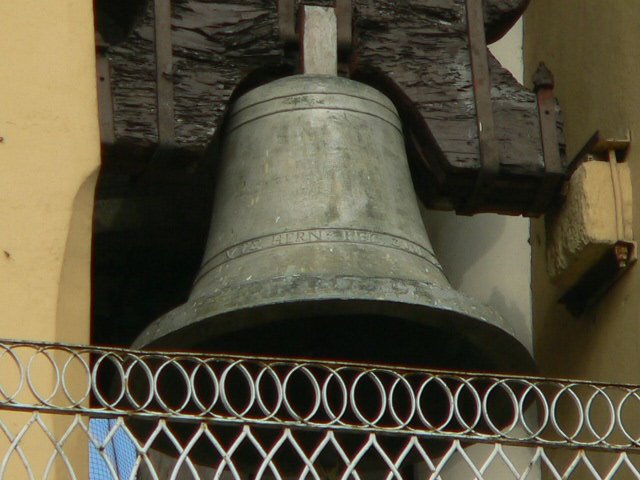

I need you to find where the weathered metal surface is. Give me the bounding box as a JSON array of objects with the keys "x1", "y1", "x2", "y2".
[
  {"x1": 133, "y1": 76, "x2": 534, "y2": 379},
  {"x1": 91, "y1": 1, "x2": 563, "y2": 359},
  {"x1": 98, "y1": 0, "x2": 560, "y2": 215},
  {"x1": 529, "y1": 62, "x2": 564, "y2": 215}
]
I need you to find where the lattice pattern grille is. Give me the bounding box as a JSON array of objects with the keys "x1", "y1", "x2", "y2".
[{"x1": 0, "y1": 339, "x2": 639, "y2": 479}]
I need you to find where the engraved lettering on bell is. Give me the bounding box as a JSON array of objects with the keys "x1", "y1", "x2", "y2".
[{"x1": 196, "y1": 228, "x2": 441, "y2": 282}]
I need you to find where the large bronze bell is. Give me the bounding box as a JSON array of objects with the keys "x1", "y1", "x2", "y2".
[{"x1": 133, "y1": 75, "x2": 534, "y2": 375}]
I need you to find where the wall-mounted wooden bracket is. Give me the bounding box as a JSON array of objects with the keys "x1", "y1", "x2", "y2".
[
  {"x1": 97, "y1": 0, "x2": 564, "y2": 217},
  {"x1": 559, "y1": 240, "x2": 636, "y2": 317},
  {"x1": 565, "y1": 130, "x2": 631, "y2": 176},
  {"x1": 546, "y1": 131, "x2": 636, "y2": 317}
]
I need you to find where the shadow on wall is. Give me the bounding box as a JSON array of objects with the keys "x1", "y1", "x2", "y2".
[
  {"x1": 422, "y1": 209, "x2": 533, "y2": 353},
  {"x1": 55, "y1": 168, "x2": 99, "y2": 345},
  {"x1": 423, "y1": 211, "x2": 507, "y2": 288},
  {"x1": 488, "y1": 288, "x2": 528, "y2": 339}
]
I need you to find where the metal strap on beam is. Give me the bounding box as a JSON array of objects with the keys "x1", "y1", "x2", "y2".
[
  {"x1": 529, "y1": 63, "x2": 564, "y2": 214},
  {"x1": 461, "y1": 0, "x2": 500, "y2": 214},
  {"x1": 154, "y1": 0, "x2": 175, "y2": 147}
]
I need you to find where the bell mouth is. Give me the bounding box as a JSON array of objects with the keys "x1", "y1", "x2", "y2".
[
  {"x1": 128, "y1": 275, "x2": 536, "y2": 467},
  {"x1": 132, "y1": 275, "x2": 535, "y2": 375}
]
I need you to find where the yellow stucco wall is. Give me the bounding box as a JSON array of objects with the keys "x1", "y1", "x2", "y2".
[
  {"x1": 0, "y1": 0, "x2": 99, "y2": 343},
  {"x1": 0, "y1": 0, "x2": 100, "y2": 477},
  {"x1": 525, "y1": 2, "x2": 640, "y2": 477},
  {"x1": 525, "y1": 0, "x2": 640, "y2": 383}
]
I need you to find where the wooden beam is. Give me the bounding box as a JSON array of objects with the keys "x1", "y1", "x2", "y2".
[
  {"x1": 460, "y1": 0, "x2": 499, "y2": 213},
  {"x1": 154, "y1": 0, "x2": 175, "y2": 147},
  {"x1": 96, "y1": 35, "x2": 115, "y2": 145},
  {"x1": 103, "y1": 0, "x2": 562, "y2": 215}
]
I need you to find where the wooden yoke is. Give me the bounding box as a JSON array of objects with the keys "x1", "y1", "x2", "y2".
[{"x1": 96, "y1": 0, "x2": 565, "y2": 216}]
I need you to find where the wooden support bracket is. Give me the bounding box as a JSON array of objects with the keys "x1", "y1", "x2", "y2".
[
  {"x1": 548, "y1": 132, "x2": 636, "y2": 316},
  {"x1": 97, "y1": 0, "x2": 562, "y2": 217}
]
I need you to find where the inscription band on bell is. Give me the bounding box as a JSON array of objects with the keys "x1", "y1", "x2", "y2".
[{"x1": 194, "y1": 228, "x2": 440, "y2": 286}]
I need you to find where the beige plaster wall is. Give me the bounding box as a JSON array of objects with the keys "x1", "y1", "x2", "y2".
[
  {"x1": 0, "y1": 0, "x2": 100, "y2": 477},
  {"x1": 525, "y1": 1, "x2": 640, "y2": 477},
  {"x1": 525, "y1": 0, "x2": 640, "y2": 384},
  {"x1": 0, "y1": 0, "x2": 99, "y2": 343}
]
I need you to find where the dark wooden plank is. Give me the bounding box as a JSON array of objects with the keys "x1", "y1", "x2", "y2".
[
  {"x1": 154, "y1": 0, "x2": 175, "y2": 147},
  {"x1": 103, "y1": 0, "x2": 557, "y2": 215},
  {"x1": 96, "y1": 35, "x2": 116, "y2": 145},
  {"x1": 336, "y1": 0, "x2": 353, "y2": 52},
  {"x1": 278, "y1": 0, "x2": 297, "y2": 44},
  {"x1": 107, "y1": 0, "x2": 533, "y2": 150},
  {"x1": 461, "y1": 0, "x2": 499, "y2": 212},
  {"x1": 354, "y1": 22, "x2": 544, "y2": 175}
]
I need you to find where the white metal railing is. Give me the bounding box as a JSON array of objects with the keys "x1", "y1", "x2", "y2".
[{"x1": 0, "y1": 339, "x2": 639, "y2": 479}]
